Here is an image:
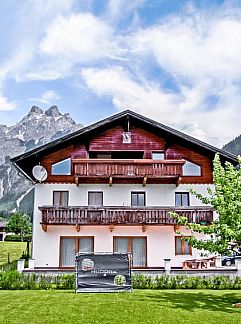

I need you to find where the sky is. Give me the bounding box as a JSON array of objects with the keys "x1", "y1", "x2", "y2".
[{"x1": 0, "y1": 0, "x2": 241, "y2": 147}]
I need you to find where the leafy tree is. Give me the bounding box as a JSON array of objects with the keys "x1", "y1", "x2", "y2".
[
  {"x1": 175, "y1": 154, "x2": 241, "y2": 255},
  {"x1": 5, "y1": 212, "x2": 32, "y2": 242}
]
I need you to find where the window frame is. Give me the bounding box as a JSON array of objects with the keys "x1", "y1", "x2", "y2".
[
  {"x1": 131, "y1": 192, "x2": 146, "y2": 207},
  {"x1": 88, "y1": 191, "x2": 104, "y2": 206},
  {"x1": 175, "y1": 192, "x2": 190, "y2": 207},
  {"x1": 152, "y1": 151, "x2": 165, "y2": 160},
  {"x1": 183, "y1": 160, "x2": 202, "y2": 177},
  {"x1": 59, "y1": 236, "x2": 94, "y2": 268},
  {"x1": 113, "y1": 236, "x2": 147, "y2": 268},
  {"x1": 53, "y1": 191, "x2": 69, "y2": 207},
  {"x1": 51, "y1": 157, "x2": 72, "y2": 176},
  {"x1": 175, "y1": 236, "x2": 192, "y2": 255}
]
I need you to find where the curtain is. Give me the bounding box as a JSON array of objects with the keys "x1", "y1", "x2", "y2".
[
  {"x1": 132, "y1": 238, "x2": 146, "y2": 267},
  {"x1": 88, "y1": 192, "x2": 103, "y2": 206},
  {"x1": 175, "y1": 237, "x2": 182, "y2": 255},
  {"x1": 61, "y1": 238, "x2": 76, "y2": 267},
  {"x1": 114, "y1": 238, "x2": 128, "y2": 253},
  {"x1": 79, "y1": 238, "x2": 94, "y2": 253}
]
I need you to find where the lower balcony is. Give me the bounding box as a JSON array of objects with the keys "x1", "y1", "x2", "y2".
[{"x1": 39, "y1": 206, "x2": 213, "y2": 230}]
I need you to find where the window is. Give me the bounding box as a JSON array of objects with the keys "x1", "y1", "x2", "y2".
[
  {"x1": 183, "y1": 160, "x2": 201, "y2": 176},
  {"x1": 51, "y1": 158, "x2": 71, "y2": 175},
  {"x1": 175, "y1": 192, "x2": 190, "y2": 207},
  {"x1": 60, "y1": 237, "x2": 94, "y2": 267},
  {"x1": 113, "y1": 237, "x2": 147, "y2": 267},
  {"x1": 152, "y1": 152, "x2": 165, "y2": 160},
  {"x1": 131, "y1": 192, "x2": 145, "y2": 207},
  {"x1": 88, "y1": 192, "x2": 103, "y2": 206},
  {"x1": 53, "y1": 191, "x2": 69, "y2": 206},
  {"x1": 175, "y1": 237, "x2": 192, "y2": 255}
]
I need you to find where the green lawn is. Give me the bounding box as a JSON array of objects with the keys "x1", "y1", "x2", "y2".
[
  {"x1": 0, "y1": 290, "x2": 241, "y2": 324},
  {"x1": 0, "y1": 242, "x2": 27, "y2": 265}
]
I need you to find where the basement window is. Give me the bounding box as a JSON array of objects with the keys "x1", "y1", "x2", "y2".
[{"x1": 51, "y1": 158, "x2": 71, "y2": 175}]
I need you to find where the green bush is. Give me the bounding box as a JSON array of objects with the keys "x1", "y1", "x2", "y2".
[
  {"x1": 0, "y1": 271, "x2": 75, "y2": 290},
  {"x1": 4, "y1": 234, "x2": 32, "y2": 242},
  {"x1": 131, "y1": 274, "x2": 241, "y2": 290},
  {"x1": 0, "y1": 272, "x2": 241, "y2": 290}
]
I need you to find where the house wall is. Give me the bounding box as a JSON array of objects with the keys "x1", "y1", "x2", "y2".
[{"x1": 32, "y1": 183, "x2": 211, "y2": 268}]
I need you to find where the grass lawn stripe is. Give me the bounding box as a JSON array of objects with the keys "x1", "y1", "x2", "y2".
[{"x1": 0, "y1": 290, "x2": 241, "y2": 324}]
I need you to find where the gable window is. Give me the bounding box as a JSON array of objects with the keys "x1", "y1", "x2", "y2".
[
  {"x1": 51, "y1": 158, "x2": 71, "y2": 175},
  {"x1": 131, "y1": 192, "x2": 145, "y2": 207},
  {"x1": 114, "y1": 237, "x2": 147, "y2": 267},
  {"x1": 175, "y1": 192, "x2": 190, "y2": 207},
  {"x1": 53, "y1": 191, "x2": 69, "y2": 206},
  {"x1": 152, "y1": 152, "x2": 165, "y2": 160},
  {"x1": 183, "y1": 160, "x2": 201, "y2": 176},
  {"x1": 175, "y1": 237, "x2": 192, "y2": 255},
  {"x1": 60, "y1": 237, "x2": 94, "y2": 267},
  {"x1": 88, "y1": 192, "x2": 103, "y2": 206}
]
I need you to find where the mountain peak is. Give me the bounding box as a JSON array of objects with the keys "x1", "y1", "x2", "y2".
[
  {"x1": 30, "y1": 106, "x2": 44, "y2": 114},
  {"x1": 45, "y1": 106, "x2": 61, "y2": 118}
]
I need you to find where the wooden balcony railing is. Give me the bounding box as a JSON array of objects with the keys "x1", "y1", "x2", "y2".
[
  {"x1": 72, "y1": 159, "x2": 185, "y2": 179},
  {"x1": 39, "y1": 206, "x2": 213, "y2": 226}
]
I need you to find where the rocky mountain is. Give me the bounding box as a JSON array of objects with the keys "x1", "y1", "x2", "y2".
[
  {"x1": 223, "y1": 136, "x2": 241, "y2": 156},
  {"x1": 0, "y1": 106, "x2": 82, "y2": 215}
]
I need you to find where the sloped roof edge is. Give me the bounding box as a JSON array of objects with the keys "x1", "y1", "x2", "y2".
[{"x1": 11, "y1": 109, "x2": 238, "y2": 163}]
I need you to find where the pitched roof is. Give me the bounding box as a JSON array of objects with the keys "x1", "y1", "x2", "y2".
[{"x1": 11, "y1": 109, "x2": 238, "y2": 181}]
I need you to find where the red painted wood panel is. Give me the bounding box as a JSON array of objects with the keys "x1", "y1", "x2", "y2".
[
  {"x1": 89, "y1": 126, "x2": 165, "y2": 158},
  {"x1": 167, "y1": 144, "x2": 213, "y2": 184}
]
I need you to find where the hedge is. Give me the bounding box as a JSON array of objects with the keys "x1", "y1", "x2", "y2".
[
  {"x1": 4, "y1": 235, "x2": 32, "y2": 242},
  {"x1": 1, "y1": 272, "x2": 241, "y2": 290}
]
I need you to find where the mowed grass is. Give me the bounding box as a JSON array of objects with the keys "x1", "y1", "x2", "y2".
[
  {"x1": 0, "y1": 242, "x2": 27, "y2": 265},
  {"x1": 0, "y1": 290, "x2": 241, "y2": 324}
]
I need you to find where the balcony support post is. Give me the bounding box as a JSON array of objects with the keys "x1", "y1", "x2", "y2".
[
  {"x1": 109, "y1": 224, "x2": 114, "y2": 232},
  {"x1": 41, "y1": 224, "x2": 47, "y2": 232},
  {"x1": 75, "y1": 177, "x2": 79, "y2": 186},
  {"x1": 174, "y1": 224, "x2": 180, "y2": 232},
  {"x1": 142, "y1": 224, "x2": 147, "y2": 233},
  {"x1": 109, "y1": 176, "x2": 113, "y2": 186},
  {"x1": 76, "y1": 224, "x2": 80, "y2": 232},
  {"x1": 143, "y1": 176, "x2": 147, "y2": 187}
]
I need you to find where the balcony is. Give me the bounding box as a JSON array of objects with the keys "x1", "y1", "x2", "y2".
[
  {"x1": 39, "y1": 206, "x2": 213, "y2": 229},
  {"x1": 72, "y1": 159, "x2": 186, "y2": 184}
]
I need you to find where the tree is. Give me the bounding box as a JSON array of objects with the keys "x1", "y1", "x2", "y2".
[
  {"x1": 175, "y1": 154, "x2": 241, "y2": 256},
  {"x1": 5, "y1": 212, "x2": 32, "y2": 242}
]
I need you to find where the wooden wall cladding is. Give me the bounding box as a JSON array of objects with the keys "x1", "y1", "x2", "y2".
[
  {"x1": 89, "y1": 126, "x2": 165, "y2": 158},
  {"x1": 40, "y1": 126, "x2": 213, "y2": 184},
  {"x1": 167, "y1": 144, "x2": 213, "y2": 184}
]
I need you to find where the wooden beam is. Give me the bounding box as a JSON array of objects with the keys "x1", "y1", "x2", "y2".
[
  {"x1": 75, "y1": 177, "x2": 79, "y2": 186},
  {"x1": 142, "y1": 224, "x2": 147, "y2": 233},
  {"x1": 109, "y1": 224, "x2": 114, "y2": 232},
  {"x1": 76, "y1": 224, "x2": 80, "y2": 232},
  {"x1": 174, "y1": 224, "x2": 180, "y2": 232},
  {"x1": 109, "y1": 176, "x2": 113, "y2": 186},
  {"x1": 143, "y1": 176, "x2": 147, "y2": 187},
  {"x1": 41, "y1": 224, "x2": 47, "y2": 232},
  {"x1": 176, "y1": 176, "x2": 182, "y2": 187}
]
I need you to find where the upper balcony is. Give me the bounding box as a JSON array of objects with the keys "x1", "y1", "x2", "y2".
[
  {"x1": 72, "y1": 159, "x2": 185, "y2": 185},
  {"x1": 39, "y1": 206, "x2": 213, "y2": 232}
]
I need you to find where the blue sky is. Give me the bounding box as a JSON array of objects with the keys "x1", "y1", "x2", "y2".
[{"x1": 0, "y1": 0, "x2": 241, "y2": 147}]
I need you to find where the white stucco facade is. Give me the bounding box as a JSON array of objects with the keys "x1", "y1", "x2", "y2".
[{"x1": 33, "y1": 183, "x2": 212, "y2": 268}]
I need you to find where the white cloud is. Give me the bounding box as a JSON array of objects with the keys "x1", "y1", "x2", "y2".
[
  {"x1": 131, "y1": 5, "x2": 241, "y2": 83},
  {"x1": 40, "y1": 13, "x2": 124, "y2": 63},
  {"x1": 29, "y1": 90, "x2": 61, "y2": 105},
  {"x1": 0, "y1": 96, "x2": 16, "y2": 111},
  {"x1": 81, "y1": 66, "x2": 241, "y2": 147}
]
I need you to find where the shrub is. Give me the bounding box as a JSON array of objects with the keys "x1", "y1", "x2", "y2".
[{"x1": 4, "y1": 234, "x2": 32, "y2": 242}]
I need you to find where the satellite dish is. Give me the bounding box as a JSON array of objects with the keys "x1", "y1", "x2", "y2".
[{"x1": 32, "y1": 165, "x2": 48, "y2": 182}]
